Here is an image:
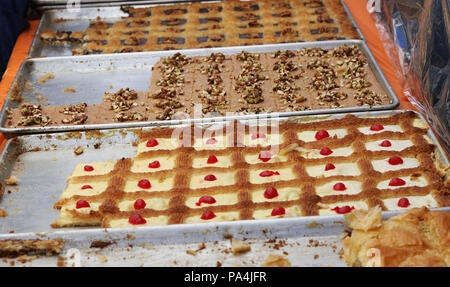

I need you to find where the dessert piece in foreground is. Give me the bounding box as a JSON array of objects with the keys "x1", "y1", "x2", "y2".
[
  {"x1": 51, "y1": 111, "x2": 449, "y2": 228},
  {"x1": 342, "y1": 207, "x2": 450, "y2": 267}
]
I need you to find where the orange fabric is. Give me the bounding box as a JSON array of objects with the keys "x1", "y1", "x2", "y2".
[{"x1": 0, "y1": 5, "x2": 414, "y2": 149}]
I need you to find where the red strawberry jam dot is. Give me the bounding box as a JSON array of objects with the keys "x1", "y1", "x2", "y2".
[
  {"x1": 259, "y1": 170, "x2": 280, "y2": 177},
  {"x1": 201, "y1": 210, "x2": 216, "y2": 220},
  {"x1": 331, "y1": 206, "x2": 355, "y2": 214},
  {"x1": 207, "y1": 155, "x2": 218, "y2": 164},
  {"x1": 148, "y1": 161, "x2": 161, "y2": 168},
  {"x1": 138, "y1": 179, "x2": 151, "y2": 189},
  {"x1": 146, "y1": 139, "x2": 159, "y2": 147},
  {"x1": 325, "y1": 163, "x2": 336, "y2": 171},
  {"x1": 134, "y1": 199, "x2": 146, "y2": 210},
  {"x1": 397, "y1": 198, "x2": 410, "y2": 208},
  {"x1": 258, "y1": 151, "x2": 272, "y2": 162},
  {"x1": 76, "y1": 200, "x2": 90, "y2": 209},
  {"x1": 251, "y1": 133, "x2": 266, "y2": 140},
  {"x1": 129, "y1": 213, "x2": 147, "y2": 225},
  {"x1": 320, "y1": 147, "x2": 333, "y2": 156},
  {"x1": 264, "y1": 187, "x2": 279, "y2": 199},
  {"x1": 333, "y1": 182, "x2": 347, "y2": 191},
  {"x1": 389, "y1": 178, "x2": 406, "y2": 186},
  {"x1": 380, "y1": 140, "x2": 392, "y2": 147},
  {"x1": 206, "y1": 138, "x2": 217, "y2": 145},
  {"x1": 370, "y1": 124, "x2": 384, "y2": 131},
  {"x1": 195, "y1": 195, "x2": 216, "y2": 206},
  {"x1": 81, "y1": 185, "x2": 93, "y2": 190},
  {"x1": 84, "y1": 165, "x2": 94, "y2": 172},
  {"x1": 388, "y1": 156, "x2": 403, "y2": 165},
  {"x1": 271, "y1": 207, "x2": 285, "y2": 216},
  {"x1": 204, "y1": 174, "x2": 217, "y2": 181},
  {"x1": 315, "y1": 130, "x2": 330, "y2": 140}
]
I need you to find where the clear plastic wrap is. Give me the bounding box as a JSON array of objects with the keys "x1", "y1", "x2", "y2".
[{"x1": 369, "y1": 0, "x2": 449, "y2": 155}]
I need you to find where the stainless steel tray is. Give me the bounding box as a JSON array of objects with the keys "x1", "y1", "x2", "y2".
[
  {"x1": 0, "y1": 110, "x2": 447, "y2": 266},
  {"x1": 1, "y1": 40, "x2": 399, "y2": 136},
  {"x1": 28, "y1": 0, "x2": 365, "y2": 57}
]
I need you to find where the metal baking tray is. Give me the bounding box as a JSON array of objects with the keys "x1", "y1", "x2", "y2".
[
  {"x1": 28, "y1": 0, "x2": 365, "y2": 57},
  {"x1": 0, "y1": 110, "x2": 447, "y2": 266},
  {"x1": 0, "y1": 40, "x2": 399, "y2": 136}
]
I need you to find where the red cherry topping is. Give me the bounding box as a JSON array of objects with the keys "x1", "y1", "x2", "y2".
[
  {"x1": 258, "y1": 151, "x2": 272, "y2": 162},
  {"x1": 333, "y1": 182, "x2": 347, "y2": 191},
  {"x1": 259, "y1": 170, "x2": 280, "y2": 177},
  {"x1": 264, "y1": 187, "x2": 279, "y2": 199},
  {"x1": 204, "y1": 174, "x2": 217, "y2": 181},
  {"x1": 195, "y1": 195, "x2": 216, "y2": 206},
  {"x1": 146, "y1": 139, "x2": 159, "y2": 147},
  {"x1": 138, "y1": 179, "x2": 151, "y2": 189},
  {"x1": 324, "y1": 163, "x2": 336, "y2": 171},
  {"x1": 81, "y1": 185, "x2": 93, "y2": 190},
  {"x1": 201, "y1": 210, "x2": 216, "y2": 220},
  {"x1": 128, "y1": 213, "x2": 147, "y2": 225},
  {"x1": 206, "y1": 138, "x2": 217, "y2": 145},
  {"x1": 271, "y1": 207, "x2": 286, "y2": 216},
  {"x1": 389, "y1": 178, "x2": 406, "y2": 186},
  {"x1": 133, "y1": 199, "x2": 146, "y2": 210},
  {"x1": 251, "y1": 133, "x2": 266, "y2": 140},
  {"x1": 76, "y1": 200, "x2": 90, "y2": 209},
  {"x1": 320, "y1": 147, "x2": 333, "y2": 156},
  {"x1": 148, "y1": 160, "x2": 161, "y2": 168},
  {"x1": 380, "y1": 140, "x2": 392, "y2": 147},
  {"x1": 84, "y1": 165, "x2": 94, "y2": 172},
  {"x1": 315, "y1": 130, "x2": 330, "y2": 141},
  {"x1": 207, "y1": 155, "x2": 218, "y2": 164},
  {"x1": 388, "y1": 156, "x2": 403, "y2": 165},
  {"x1": 370, "y1": 124, "x2": 384, "y2": 131},
  {"x1": 331, "y1": 206, "x2": 355, "y2": 214},
  {"x1": 397, "y1": 198, "x2": 410, "y2": 208}
]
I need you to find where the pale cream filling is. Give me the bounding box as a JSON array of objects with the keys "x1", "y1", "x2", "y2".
[
  {"x1": 305, "y1": 163, "x2": 361, "y2": 177},
  {"x1": 185, "y1": 193, "x2": 238, "y2": 209},
  {"x1": 244, "y1": 153, "x2": 288, "y2": 165},
  {"x1": 318, "y1": 201, "x2": 368, "y2": 215},
  {"x1": 243, "y1": 133, "x2": 281, "y2": 147},
  {"x1": 365, "y1": 139, "x2": 414, "y2": 151},
  {"x1": 371, "y1": 157, "x2": 419, "y2": 172},
  {"x1": 251, "y1": 187, "x2": 301, "y2": 203},
  {"x1": 315, "y1": 180, "x2": 362, "y2": 197},
  {"x1": 249, "y1": 167, "x2": 296, "y2": 184},
  {"x1": 108, "y1": 215, "x2": 169, "y2": 227},
  {"x1": 137, "y1": 138, "x2": 180, "y2": 155},
  {"x1": 193, "y1": 136, "x2": 228, "y2": 150},
  {"x1": 297, "y1": 128, "x2": 347, "y2": 142},
  {"x1": 192, "y1": 155, "x2": 233, "y2": 168},
  {"x1": 118, "y1": 198, "x2": 170, "y2": 211},
  {"x1": 61, "y1": 181, "x2": 108, "y2": 199},
  {"x1": 296, "y1": 146, "x2": 354, "y2": 159},
  {"x1": 71, "y1": 160, "x2": 115, "y2": 177},
  {"x1": 130, "y1": 155, "x2": 176, "y2": 173},
  {"x1": 382, "y1": 194, "x2": 438, "y2": 211},
  {"x1": 184, "y1": 211, "x2": 239, "y2": 223},
  {"x1": 189, "y1": 171, "x2": 236, "y2": 189},
  {"x1": 123, "y1": 176, "x2": 175, "y2": 192},
  {"x1": 377, "y1": 175, "x2": 428, "y2": 190},
  {"x1": 252, "y1": 205, "x2": 302, "y2": 219},
  {"x1": 358, "y1": 125, "x2": 403, "y2": 135}
]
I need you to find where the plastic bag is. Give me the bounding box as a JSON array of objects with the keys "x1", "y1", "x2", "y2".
[{"x1": 368, "y1": 0, "x2": 449, "y2": 155}]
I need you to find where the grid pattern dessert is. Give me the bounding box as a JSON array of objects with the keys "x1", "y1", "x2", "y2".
[
  {"x1": 39, "y1": 0, "x2": 360, "y2": 55},
  {"x1": 51, "y1": 111, "x2": 449, "y2": 228},
  {"x1": 342, "y1": 207, "x2": 450, "y2": 267},
  {"x1": 6, "y1": 45, "x2": 391, "y2": 128}
]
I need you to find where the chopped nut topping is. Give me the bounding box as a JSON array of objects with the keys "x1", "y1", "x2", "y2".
[
  {"x1": 17, "y1": 104, "x2": 51, "y2": 126},
  {"x1": 60, "y1": 103, "x2": 88, "y2": 125},
  {"x1": 235, "y1": 51, "x2": 266, "y2": 104}
]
